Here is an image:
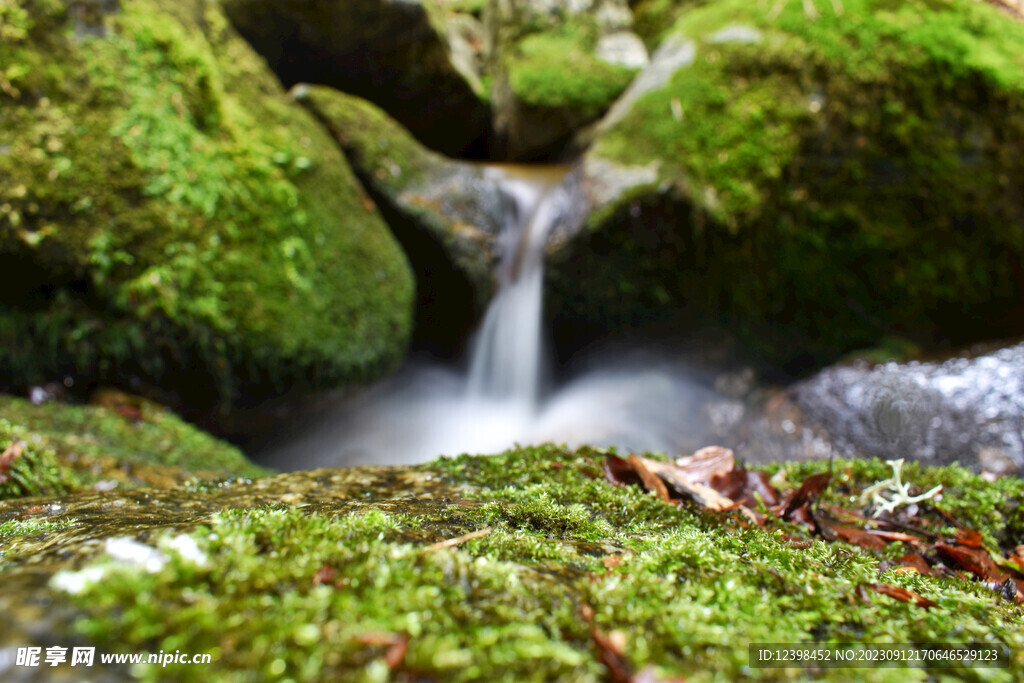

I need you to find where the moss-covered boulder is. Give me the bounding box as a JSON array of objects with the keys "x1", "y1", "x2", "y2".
[
  {"x1": 485, "y1": 0, "x2": 647, "y2": 159},
  {"x1": 2, "y1": 445, "x2": 1023, "y2": 680},
  {"x1": 0, "y1": 392, "x2": 269, "y2": 501},
  {"x1": 0, "y1": 0, "x2": 415, "y2": 416},
  {"x1": 546, "y1": 0, "x2": 1024, "y2": 372},
  {"x1": 296, "y1": 86, "x2": 504, "y2": 355},
  {"x1": 220, "y1": 0, "x2": 492, "y2": 157}
]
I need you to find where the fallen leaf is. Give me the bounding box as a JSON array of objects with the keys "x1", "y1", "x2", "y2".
[
  {"x1": 781, "y1": 472, "x2": 831, "y2": 518},
  {"x1": 827, "y1": 523, "x2": 887, "y2": 550},
  {"x1": 953, "y1": 529, "x2": 984, "y2": 548},
  {"x1": 385, "y1": 633, "x2": 410, "y2": 670},
  {"x1": 674, "y1": 446, "x2": 735, "y2": 483},
  {"x1": 709, "y1": 467, "x2": 780, "y2": 508},
  {"x1": 637, "y1": 457, "x2": 739, "y2": 512},
  {"x1": 628, "y1": 455, "x2": 673, "y2": 502},
  {"x1": 602, "y1": 556, "x2": 623, "y2": 570},
  {"x1": 866, "y1": 530, "x2": 922, "y2": 545},
  {"x1": 893, "y1": 553, "x2": 935, "y2": 576},
  {"x1": 0, "y1": 441, "x2": 23, "y2": 476},
  {"x1": 604, "y1": 455, "x2": 643, "y2": 488},
  {"x1": 932, "y1": 543, "x2": 1009, "y2": 582},
  {"x1": 580, "y1": 604, "x2": 632, "y2": 683},
  {"x1": 312, "y1": 565, "x2": 338, "y2": 586},
  {"x1": 869, "y1": 583, "x2": 937, "y2": 609}
]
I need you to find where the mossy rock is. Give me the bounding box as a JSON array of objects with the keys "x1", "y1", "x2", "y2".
[
  {"x1": 1, "y1": 444, "x2": 1022, "y2": 679},
  {"x1": 486, "y1": 0, "x2": 644, "y2": 159},
  {"x1": 0, "y1": 392, "x2": 268, "y2": 500},
  {"x1": 220, "y1": 0, "x2": 492, "y2": 157},
  {"x1": 0, "y1": 0, "x2": 415, "y2": 416},
  {"x1": 547, "y1": 0, "x2": 1024, "y2": 372},
  {"x1": 297, "y1": 85, "x2": 504, "y2": 355}
]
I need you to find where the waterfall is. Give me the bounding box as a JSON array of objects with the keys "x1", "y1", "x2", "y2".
[
  {"x1": 466, "y1": 167, "x2": 567, "y2": 409},
  {"x1": 257, "y1": 166, "x2": 723, "y2": 469}
]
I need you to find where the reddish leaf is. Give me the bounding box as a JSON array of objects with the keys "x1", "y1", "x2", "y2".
[
  {"x1": 628, "y1": 455, "x2": 673, "y2": 502},
  {"x1": 893, "y1": 553, "x2": 935, "y2": 576},
  {"x1": 580, "y1": 604, "x2": 632, "y2": 683},
  {"x1": 636, "y1": 457, "x2": 739, "y2": 511},
  {"x1": 674, "y1": 446, "x2": 735, "y2": 484},
  {"x1": 828, "y1": 523, "x2": 888, "y2": 550},
  {"x1": 0, "y1": 441, "x2": 23, "y2": 476},
  {"x1": 932, "y1": 543, "x2": 1009, "y2": 582},
  {"x1": 604, "y1": 456, "x2": 643, "y2": 488},
  {"x1": 777, "y1": 472, "x2": 831, "y2": 521},
  {"x1": 869, "y1": 583, "x2": 937, "y2": 609},
  {"x1": 709, "y1": 467, "x2": 780, "y2": 508},
  {"x1": 602, "y1": 555, "x2": 623, "y2": 570},
  {"x1": 355, "y1": 632, "x2": 404, "y2": 646},
  {"x1": 867, "y1": 530, "x2": 922, "y2": 545},
  {"x1": 385, "y1": 633, "x2": 410, "y2": 670},
  {"x1": 954, "y1": 529, "x2": 985, "y2": 548},
  {"x1": 312, "y1": 565, "x2": 338, "y2": 586}
]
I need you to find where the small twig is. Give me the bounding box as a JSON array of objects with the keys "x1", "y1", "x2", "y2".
[{"x1": 421, "y1": 528, "x2": 492, "y2": 554}]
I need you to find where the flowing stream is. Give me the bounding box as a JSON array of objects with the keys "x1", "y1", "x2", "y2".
[{"x1": 259, "y1": 166, "x2": 723, "y2": 469}]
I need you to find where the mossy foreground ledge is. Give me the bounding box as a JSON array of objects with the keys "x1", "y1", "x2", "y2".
[{"x1": 1, "y1": 445, "x2": 1022, "y2": 681}]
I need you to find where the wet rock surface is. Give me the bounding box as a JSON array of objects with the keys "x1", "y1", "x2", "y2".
[{"x1": 794, "y1": 342, "x2": 1024, "y2": 473}]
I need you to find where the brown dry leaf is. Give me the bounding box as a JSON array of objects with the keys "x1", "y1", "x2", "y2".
[
  {"x1": 604, "y1": 455, "x2": 644, "y2": 488},
  {"x1": 312, "y1": 565, "x2": 338, "y2": 586},
  {"x1": 637, "y1": 456, "x2": 739, "y2": 511},
  {"x1": 674, "y1": 446, "x2": 735, "y2": 484},
  {"x1": 777, "y1": 472, "x2": 831, "y2": 521},
  {"x1": 869, "y1": 583, "x2": 937, "y2": 609},
  {"x1": 580, "y1": 604, "x2": 632, "y2": 683},
  {"x1": 354, "y1": 632, "x2": 405, "y2": 646},
  {"x1": 628, "y1": 455, "x2": 673, "y2": 502},
  {"x1": 827, "y1": 523, "x2": 888, "y2": 550},
  {"x1": 932, "y1": 543, "x2": 1009, "y2": 582},
  {"x1": 0, "y1": 441, "x2": 23, "y2": 476},
  {"x1": 385, "y1": 633, "x2": 410, "y2": 670},
  {"x1": 867, "y1": 530, "x2": 922, "y2": 545},
  {"x1": 893, "y1": 553, "x2": 935, "y2": 576},
  {"x1": 953, "y1": 529, "x2": 985, "y2": 548},
  {"x1": 603, "y1": 555, "x2": 623, "y2": 570},
  {"x1": 710, "y1": 467, "x2": 781, "y2": 508}
]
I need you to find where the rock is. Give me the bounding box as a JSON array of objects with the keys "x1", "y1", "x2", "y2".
[
  {"x1": 794, "y1": 342, "x2": 1024, "y2": 472},
  {"x1": 485, "y1": 0, "x2": 644, "y2": 159},
  {"x1": 0, "y1": 0, "x2": 415, "y2": 420},
  {"x1": 2, "y1": 444, "x2": 1023, "y2": 679},
  {"x1": 546, "y1": 0, "x2": 1024, "y2": 371},
  {"x1": 295, "y1": 86, "x2": 506, "y2": 355},
  {"x1": 220, "y1": 0, "x2": 492, "y2": 157}
]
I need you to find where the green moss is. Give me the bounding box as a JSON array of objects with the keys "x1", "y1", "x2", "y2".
[
  {"x1": 29, "y1": 445, "x2": 1022, "y2": 680},
  {"x1": 571, "y1": 0, "x2": 1024, "y2": 368},
  {"x1": 508, "y1": 29, "x2": 638, "y2": 117},
  {"x1": 0, "y1": 0, "x2": 414, "y2": 410},
  {"x1": 0, "y1": 417, "x2": 78, "y2": 500},
  {"x1": 0, "y1": 393, "x2": 269, "y2": 493}
]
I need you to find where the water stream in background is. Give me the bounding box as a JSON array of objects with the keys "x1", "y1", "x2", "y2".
[{"x1": 259, "y1": 166, "x2": 724, "y2": 470}]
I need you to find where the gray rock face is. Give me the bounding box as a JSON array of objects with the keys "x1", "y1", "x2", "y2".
[
  {"x1": 221, "y1": 0, "x2": 492, "y2": 156},
  {"x1": 794, "y1": 343, "x2": 1024, "y2": 472}
]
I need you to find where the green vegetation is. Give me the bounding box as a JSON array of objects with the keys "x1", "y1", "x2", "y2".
[
  {"x1": 0, "y1": 393, "x2": 268, "y2": 498},
  {"x1": 552, "y1": 0, "x2": 1024, "y2": 369},
  {"x1": 0, "y1": 416, "x2": 78, "y2": 500},
  {"x1": 11, "y1": 444, "x2": 1018, "y2": 681},
  {"x1": 508, "y1": 29, "x2": 638, "y2": 117},
  {"x1": 0, "y1": 0, "x2": 414, "y2": 411}
]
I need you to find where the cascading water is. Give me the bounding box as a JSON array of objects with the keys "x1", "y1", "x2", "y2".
[
  {"x1": 258, "y1": 166, "x2": 724, "y2": 469},
  {"x1": 466, "y1": 167, "x2": 566, "y2": 409}
]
